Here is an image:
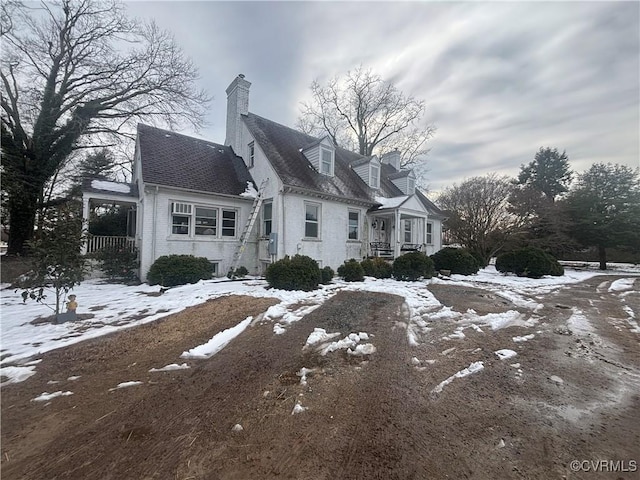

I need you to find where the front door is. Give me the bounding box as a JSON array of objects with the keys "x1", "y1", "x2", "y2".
[{"x1": 371, "y1": 216, "x2": 389, "y2": 243}]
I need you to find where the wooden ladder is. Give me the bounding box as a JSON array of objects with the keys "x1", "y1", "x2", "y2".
[{"x1": 228, "y1": 178, "x2": 268, "y2": 275}]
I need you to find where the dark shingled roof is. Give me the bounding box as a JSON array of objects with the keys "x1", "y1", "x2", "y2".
[
  {"x1": 244, "y1": 113, "x2": 403, "y2": 203},
  {"x1": 137, "y1": 123, "x2": 253, "y2": 196}
]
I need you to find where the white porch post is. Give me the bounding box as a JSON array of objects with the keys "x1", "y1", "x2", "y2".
[
  {"x1": 81, "y1": 196, "x2": 90, "y2": 255},
  {"x1": 395, "y1": 210, "x2": 401, "y2": 257}
]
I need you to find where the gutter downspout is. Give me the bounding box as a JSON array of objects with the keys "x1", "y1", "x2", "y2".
[
  {"x1": 152, "y1": 186, "x2": 159, "y2": 262},
  {"x1": 280, "y1": 189, "x2": 286, "y2": 260}
]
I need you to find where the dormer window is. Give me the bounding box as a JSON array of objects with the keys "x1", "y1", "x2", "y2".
[
  {"x1": 370, "y1": 163, "x2": 380, "y2": 189},
  {"x1": 248, "y1": 141, "x2": 255, "y2": 168},
  {"x1": 320, "y1": 147, "x2": 334, "y2": 176}
]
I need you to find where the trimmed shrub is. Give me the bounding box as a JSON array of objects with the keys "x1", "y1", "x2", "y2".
[
  {"x1": 227, "y1": 266, "x2": 249, "y2": 279},
  {"x1": 265, "y1": 255, "x2": 320, "y2": 291},
  {"x1": 337, "y1": 259, "x2": 365, "y2": 282},
  {"x1": 320, "y1": 266, "x2": 334, "y2": 284},
  {"x1": 361, "y1": 257, "x2": 393, "y2": 279},
  {"x1": 392, "y1": 252, "x2": 435, "y2": 281},
  {"x1": 93, "y1": 245, "x2": 139, "y2": 282},
  {"x1": 496, "y1": 247, "x2": 564, "y2": 278},
  {"x1": 430, "y1": 247, "x2": 480, "y2": 276},
  {"x1": 147, "y1": 255, "x2": 214, "y2": 287}
]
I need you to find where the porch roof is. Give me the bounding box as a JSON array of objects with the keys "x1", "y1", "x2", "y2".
[{"x1": 82, "y1": 178, "x2": 138, "y2": 199}]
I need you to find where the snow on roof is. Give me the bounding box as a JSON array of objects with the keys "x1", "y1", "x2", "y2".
[
  {"x1": 374, "y1": 195, "x2": 409, "y2": 209},
  {"x1": 91, "y1": 179, "x2": 132, "y2": 194},
  {"x1": 239, "y1": 181, "x2": 258, "y2": 198}
]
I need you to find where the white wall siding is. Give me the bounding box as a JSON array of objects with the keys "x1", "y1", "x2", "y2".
[{"x1": 353, "y1": 163, "x2": 369, "y2": 185}]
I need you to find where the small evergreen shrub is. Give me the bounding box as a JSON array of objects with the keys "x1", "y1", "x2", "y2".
[
  {"x1": 227, "y1": 266, "x2": 249, "y2": 279},
  {"x1": 147, "y1": 255, "x2": 214, "y2": 287},
  {"x1": 337, "y1": 259, "x2": 365, "y2": 282},
  {"x1": 320, "y1": 266, "x2": 334, "y2": 284},
  {"x1": 265, "y1": 255, "x2": 320, "y2": 291},
  {"x1": 93, "y1": 245, "x2": 139, "y2": 282},
  {"x1": 430, "y1": 247, "x2": 480, "y2": 276},
  {"x1": 392, "y1": 252, "x2": 435, "y2": 281},
  {"x1": 361, "y1": 257, "x2": 393, "y2": 279},
  {"x1": 496, "y1": 247, "x2": 564, "y2": 278}
]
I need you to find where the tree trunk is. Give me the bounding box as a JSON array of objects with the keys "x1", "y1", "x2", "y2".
[
  {"x1": 598, "y1": 245, "x2": 607, "y2": 270},
  {"x1": 6, "y1": 188, "x2": 40, "y2": 256}
]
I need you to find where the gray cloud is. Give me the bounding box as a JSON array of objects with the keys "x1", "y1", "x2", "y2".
[{"x1": 126, "y1": 1, "x2": 639, "y2": 196}]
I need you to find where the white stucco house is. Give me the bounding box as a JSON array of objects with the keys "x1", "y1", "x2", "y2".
[{"x1": 82, "y1": 75, "x2": 445, "y2": 281}]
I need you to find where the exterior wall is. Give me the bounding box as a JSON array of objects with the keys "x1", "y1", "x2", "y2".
[
  {"x1": 391, "y1": 176, "x2": 408, "y2": 194},
  {"x1": 423, "y1": 218, "x2": 443, "y2": 256},
  {"x1": 279, "y1": 193, "x2": 365, "y2": 269},
  {"x1": 138, "y1": 186, "x2": 254, "y2": 281},
  {"x1": 353, "y1": 162, "x2": 369, "y2": 185}
]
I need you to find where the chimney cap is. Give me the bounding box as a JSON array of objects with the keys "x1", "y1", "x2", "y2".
[{"x1": 238, "y1": 73, "x2": 245, "y2": 79}]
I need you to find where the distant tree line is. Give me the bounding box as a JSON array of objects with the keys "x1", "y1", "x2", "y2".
[{"x1": 438, "y1": 147, "x2": 640, "y2": 270}]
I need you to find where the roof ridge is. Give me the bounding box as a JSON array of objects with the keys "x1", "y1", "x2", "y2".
[{"x1": 137, "y1": 123, "x2": 226, "y2": 149}]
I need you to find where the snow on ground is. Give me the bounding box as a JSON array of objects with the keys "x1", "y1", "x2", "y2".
[
  {"x1": 1, "y1": 265, "x2": 637, "y2": 385},
  {"x1": 431, "y1": 361, "x2": 485, "y2": 394},
  {"x1": 181, "y1": 316, "x2": 253, "y2": 359},
  {"x1": 31, "y1": 390, "x2": 73, "y2": 402},
  {"x1": 608, "y1": 278, "x2": 637, "y2": 292}
]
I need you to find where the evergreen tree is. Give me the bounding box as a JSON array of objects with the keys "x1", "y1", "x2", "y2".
[{"x1": 567, "y1": 163, "x2": 640, "y2": 270}]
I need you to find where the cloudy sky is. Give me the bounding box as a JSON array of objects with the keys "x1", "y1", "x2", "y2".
[{"x1": 126, "y1": 1, "x2": 639, "y2": 195}]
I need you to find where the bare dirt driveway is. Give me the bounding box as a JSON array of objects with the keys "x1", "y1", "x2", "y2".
[{"x1": 1, "y1": 276, "x2": 639, "y2": 479}]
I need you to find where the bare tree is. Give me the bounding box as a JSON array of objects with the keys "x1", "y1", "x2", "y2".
[
  {"x1": 1, "y1": 0, "x2": 211, "y2": 255},
  {"x1": 438, "y1": 174, "x2": 522, "y2": 265},
  {"x1": 297, "y1": 66, "x2": 435, "y2": 168}
]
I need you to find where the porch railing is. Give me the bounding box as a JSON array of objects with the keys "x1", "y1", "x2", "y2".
[{"x1": 85, "y1": 235, "x2": 136, "y2": 254}]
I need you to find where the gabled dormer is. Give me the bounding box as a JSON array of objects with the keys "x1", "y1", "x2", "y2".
[
  {"x1": 301, "y1": 136, "x2": 335, "y2": 176},
  {"x1": 388, "y1": 169, "x2": 416, "y2": 195},
  {"x1": 351, "y1": 155, "x2": 381, "y2": 189}
]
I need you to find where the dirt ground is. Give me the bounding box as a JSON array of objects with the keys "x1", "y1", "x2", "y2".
[{"x1": 1, "y1": 276, "x2": 638, "y2": 479}]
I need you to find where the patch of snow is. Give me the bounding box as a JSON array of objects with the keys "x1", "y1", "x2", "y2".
[
  {"x1": 567, "y1": 308, "x2": 594, "y2": 335},
  {"x1": 109, "y1": 381, "x2": 143, "y2": 391},
  {"x1": 549, "y1": 375, "x2": 564, "y2": 384},
  {"x1": 291, "y1": 401, "x2": 307, "y2": 415},
  {"x1": 319, "y1": 332, "x2": 372, "y2": 356},
  {"x1": 431, "y1": 361, "x2": 484, "y2": 394},
  {"x1": 374, "y1": 195, "x2": 409, "y2": 209},
  {"x1": 297, "y1": 367, "x2": 314, "y2": 386},
  {"x1": 510, "y1": 363, "x2": 521, "y2": 368},
  {"x1": 67, "y1": 375, "x2": 81, "y2": 381},
  {"x1": 478, "y1": 311, "x2": 531, "y2": 330},
  {"x1": 513, "y1": 334, "x2": 535, "y2": 343},
  {"x1": 232, "y1": 424, "x2": 244, "y2": 432},
  {"x1": 411, "y1": 357, "x2": 421, "y2": 366},
  {"x1": 0, "y1": 365, "x2": 36, "y2": 385},
  {"x1": 239, "y1": 181, "x2": 258, "y2": 198},
  {"x1": 609, "y1": 278, "x2": 636, "y2": 292},
  {"x1": 31, "y1": 391, "x2": 73, "y2": 402},
  {"x1": 347, "y1": 344, "x2": 376, "y2": 356},
  {"x1": 304, "y1": 328, "x2": 341, "y2": 347},
  {"x1": 181, "y1": 316, "x2": 252, "y2": 359},
  {"x1": 494, "y1": 349, "x2": 517, "y2": 360},
  {"x1": 441, "y1": 347, "x2": 456, "y2": 356},
  {"x1": 494, "y1": 290, "x2": 543, "y2": 310},
  {"x1": 91, "y1": 180, "x2": 131, "y2": 194},
  {"x1": 149, "y1": 363, "x2": 190, "y2": 372}
]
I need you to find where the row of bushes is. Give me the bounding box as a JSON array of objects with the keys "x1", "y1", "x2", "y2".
[{"x1": 145, "y1": 245, "x2": 564, "y2": 289}]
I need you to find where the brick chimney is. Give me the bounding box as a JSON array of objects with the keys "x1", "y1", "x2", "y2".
[{"x1": 225, "y1": 74, "x2": 251, "y2": 153}]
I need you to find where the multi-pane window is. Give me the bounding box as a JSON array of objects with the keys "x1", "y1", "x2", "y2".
[
  {"x1": 305, "y1": 203, "x2": 320, "y2": 238},
  {"x1": 262, "y1": 202, "x2": 272, "y2": 236},
  {"x1": 172, "y1": 203, "x2": 192, "y2": 235},
  {"x1": 171, "y1": 202, "x2": 235, "y2": 238},
  {"x1": 404, "y1": 219, "x2": 413, "y2": 243},
  {"x1": 370, "y1": 164, "x2": 380, "y2": 188},
  {"x1": 248, "y1": 141, "x2": 255, "y2": 167},
  {"x1": 426, "y1": 222, "x2": 433, "y2": 244},
  {"x1": 348, "y1": 210, "x2": 359, "y2": 240},
  {"x1": 320, "y1": 147, "x2": 333, "y2": 175},
  {"x1": 221, "y1": 210, "x2": 236, "y2": 237},
  {"x1": 195, "y1": 207, "x2": 217, "y2": 235}
]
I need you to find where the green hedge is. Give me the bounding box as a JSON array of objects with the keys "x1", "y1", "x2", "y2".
[
  {"x1": 392, "y1": 252, "x2": 435, "y2": 281},
  {"x1": 147, "y1": 255, "x2": 214, "y2": 286},
  {"x1": 320, "y1": 266, "x2": 335, "y2": 284},
  {"x1": 430, "y1": 247, "x2": 480, "y2": 275},
  {"x1": 496, "y1": 247, "x2": 564, "y2": 278},
  {"x1": 337, "y1": 259, "x2": 365, "y2": 282},
  {"x1": 361, "y1": 257, "x2": 393, "y2": 279},
  {"x1": 265, "y1": 255, "x2": 320, "y2": 291}
]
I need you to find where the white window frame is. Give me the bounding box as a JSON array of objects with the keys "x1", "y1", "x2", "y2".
[
  {"x1": 370, "y1": 164, "x2": 380, "y2": 189},
  {"x1": 348, "y1": 209, "x2": 360, "y2": 240},
  {"x1": 195, "y1": 206, "x2": 217, "y2": 236},
  {"x1": 404, "y1": 219, "x2": 413, "y2": 243},
  {"x1": 304, "y1": 202, "x2": 321, "y2": 239},
  {"x1": 320, "y1": 147, "x2": 334, "y2": 176},
  {"x1": 170, "y1": 202, "x2": 237, "y2": 239},
  {"x1": 248, "y1": 141, "x2": 255, "y2": 168},
  {"x1": 262, "y1": 201, "x2": 273, "y2": 237},
  {"x1": 426, "y1": 222, "x2": 433, "y2": 245}
]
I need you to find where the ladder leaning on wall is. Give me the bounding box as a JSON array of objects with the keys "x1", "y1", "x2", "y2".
[{"x1": 228, "y1": 178, "x2": 268, "y2": 276}]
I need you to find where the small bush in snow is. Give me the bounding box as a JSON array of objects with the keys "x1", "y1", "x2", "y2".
[
  {"x1": 360, "y1": 257, "x2": 393, "y2": 279},
  {"x1": 147, "y1": 255, "x2": 214, "y2": 287},
  {"x1": 265, "y1": 255, "x2": 320, "y2": 291},
  {"x1": 320, "y1": 266, "x2": 334, "y2": 284},
  {"x1": 430, "y1": 247, "x2": 480, "y2": 276},
  {"x1": 392, "y1": 252, "x2": 435, "y2": 281},
  {"x1": 337, "y1": 259, "x2": 365, "y2": 282},
  {"x1": 92, "y1": 245, "x2": 139, "y2": 282},
  {"x1": 227, "y1": 266, "x2": 249, "y2": 279},
  {"x1": 495, "y1": 247, "x2": 564, "y2": 278}
]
